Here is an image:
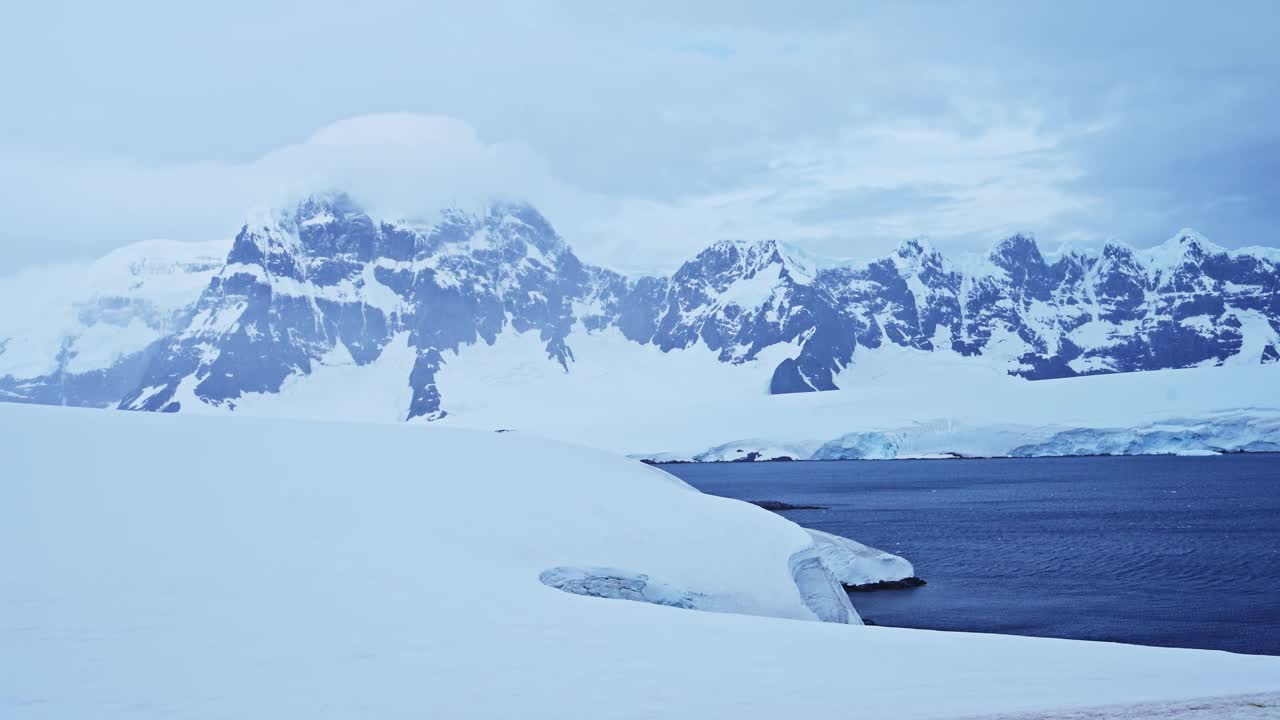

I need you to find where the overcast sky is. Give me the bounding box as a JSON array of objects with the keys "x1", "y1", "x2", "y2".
[{"x1": 2, "y1": 0, "x2": 1277, "y2": 274}]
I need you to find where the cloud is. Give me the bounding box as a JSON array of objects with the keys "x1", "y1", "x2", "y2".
[
  {"x1": 582, "y1": 120, "x2": 1099, "y2": 270},
  {"x1": 269, "y1": 114, "x2": 557, "y2": 216},
  {"x1": 0, "y1": 109, "x2": 1095, "y2": 275},
  {"x1": 1, "y1": 1, "x2": 1278, "y2": 275},
  {"x1": 0, "y1": 114, "x2": 577, "y2": 273}
]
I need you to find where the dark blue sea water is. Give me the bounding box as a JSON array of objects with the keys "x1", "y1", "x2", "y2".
[{"x1": 660, "y1": 454, "x2": 1280, "y2": 655}]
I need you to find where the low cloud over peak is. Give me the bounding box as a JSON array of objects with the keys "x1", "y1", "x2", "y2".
[{"x1": 2, "y1": 1, "x2": 1278, "y2": 275}]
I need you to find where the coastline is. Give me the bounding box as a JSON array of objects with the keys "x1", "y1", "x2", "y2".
[{"x1": 641, "y1": 449, "x2": 1280, "y2": 465}]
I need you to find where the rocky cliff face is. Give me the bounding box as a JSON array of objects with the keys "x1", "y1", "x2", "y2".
[{"x1": 3, "y1": 193, "x2": 1277, "y2": 419}]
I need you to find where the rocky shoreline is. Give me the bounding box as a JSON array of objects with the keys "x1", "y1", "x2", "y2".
[
  {"x1": 747, "y1": 499, "x2": 828, "y2": 511},
  {"x1": 845, "y1": 576, "x2": 928, "y2": 592}
]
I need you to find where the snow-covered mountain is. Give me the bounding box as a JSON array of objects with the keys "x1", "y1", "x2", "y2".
[
  {"x1": 0, "y1": 239, "x2": 227, "y2": 407},
  {"x1": 2, "y1": 192, "x2": 1278, "y2": 454}
]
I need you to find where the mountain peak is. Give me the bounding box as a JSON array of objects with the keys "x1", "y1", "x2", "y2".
[
  {"x1": 1145, "y1": 228, "x2": 1224, "y2": 268},
  {"x1": 675, "y1": 238, "x2": 819, "y2": 293},
  {"x1": 290, "y1": 192, "x2": 367, "y2": 231},
  {"x1": 485, "y1": 200, "x2": 551, "y2": 230},
  {"x1": 1171, "y1": 227, "x2": 1212, "y2": 246},
  {"x1": 896, "y1": 237, "x2": 938, "y2": 259},
  {"x1": 297, "y1": 190, "x2": 360, "y2": 212},
  {"x1": 695, "y1": 239, "x2": 779, "y2": 266},
  {"x1": 989, "y1": 233, "x2": 1045, "y2": 270},
  {"x1": 1101, "y1": 240, "x2": 1137, "y2": 259}
]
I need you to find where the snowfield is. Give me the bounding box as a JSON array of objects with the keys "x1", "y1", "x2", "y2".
[
  {"x1": 3, "y1": 404, "x2": 1278, "y2": 719},
  {"x1": 432, "y1": 330, "x2": 1280, "y2": 461},
  {"x1": 113, "y1": 317, "x2": 1280, "y2": 463},
  {"x1": 0, "y1": 239, "x2": 226, "y2": 380}
]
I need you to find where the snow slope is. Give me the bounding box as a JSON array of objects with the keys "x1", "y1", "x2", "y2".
[
  {"x1": 0, "y1": 239, "x2": 226, "y2": 378},
  {"x1": 430, "y1": 330, "x2": 1280, "y2": 461},
  {"x1": 806, "y1": 528, "x2": 917, "y2": 586},
  {"x1": 4, "y1": 403, "x2": 1278, "y2": 719},
  {"x1": 0, "y1": 239, "x2": 227, "y2": 405},
  {"x1": 122, "y1": 315, "x2": 1280, "y2": 461}
]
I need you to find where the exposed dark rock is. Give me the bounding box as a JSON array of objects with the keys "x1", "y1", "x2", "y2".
[
  {"x1": 6, "y1": 194, "x2": 1277, "y2": 415},
  {"x1": 748, "y1": 500, "x2": 828, "y2": 512},
  {"x1": 844, "y1": 576, "x2": 928, "y2": 592}
]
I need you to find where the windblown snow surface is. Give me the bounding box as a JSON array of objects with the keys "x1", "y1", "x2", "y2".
[{"x1": 3, "y1": 404, "x2": 1278, "y2": 719}]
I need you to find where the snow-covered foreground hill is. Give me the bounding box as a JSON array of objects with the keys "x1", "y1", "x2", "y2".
[{"x1": 4, "y1": 404, "x2": 1278, "y2": 719}]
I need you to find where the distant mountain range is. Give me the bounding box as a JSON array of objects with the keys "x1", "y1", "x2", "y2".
[{"x1": 2, "y1": 193, "x2": 1278, "y2": 426}]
